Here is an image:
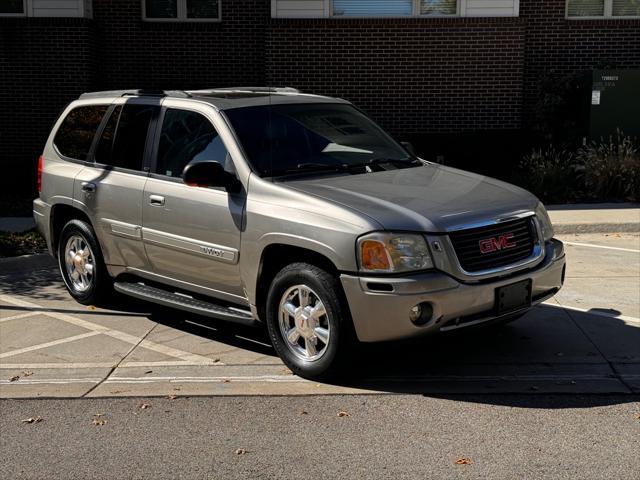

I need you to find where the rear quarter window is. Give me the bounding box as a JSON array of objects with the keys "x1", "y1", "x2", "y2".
[{"x1": 53, "y1": 105, "x2": 109, "y2": 161}]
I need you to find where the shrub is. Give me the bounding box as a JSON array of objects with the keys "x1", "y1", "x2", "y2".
[
  {"x1": 577, "y1": 130, "x2": 640, "y2": 202},
  {"x1": 515, "y1": 145, "x2": 582, "y2": 203}
]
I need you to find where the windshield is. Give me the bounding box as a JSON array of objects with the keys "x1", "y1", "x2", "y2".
[{"x1": 224, "y1": 103, "x2": 414, "y2": 177}]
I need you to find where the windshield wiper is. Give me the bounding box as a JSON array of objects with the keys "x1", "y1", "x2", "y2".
[
  {"x1": 348, "y1": 157, "x2": 421, "y2": 170},
  {"x1": 277, "y1": 162, "x2": 350, "y2": 176}
]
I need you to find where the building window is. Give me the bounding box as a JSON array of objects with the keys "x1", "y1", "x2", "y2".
[
  {"x1": 420, "y1": 0, "x2": 457, "y2": 16},
  {"x1": 333, "y1": 0, "x2": 413, "y2": 16},
  {"x1": 143, "y1": 0, "x2": 221, "y2": 21},
  {"x1": 567, "y1": 0, "x2": 640, "y2": 17},
  {"x1": 0, "y1": 0, "x2": 26, "y2": 16}
]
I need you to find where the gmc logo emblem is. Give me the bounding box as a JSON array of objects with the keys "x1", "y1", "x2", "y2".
[{"x1": 479, "y1": 233, "x2": 516, "y2": 254}]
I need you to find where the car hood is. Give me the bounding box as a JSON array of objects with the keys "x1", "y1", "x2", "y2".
[{"x1": 282, "y1": 163, "x2": 538, "y2": 232}]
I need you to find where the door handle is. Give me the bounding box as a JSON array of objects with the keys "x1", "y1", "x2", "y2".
[
  {"x1": 81, "y1": 182, "x2": 96, "y2": 193},
  {"x1": 149, "y1": 195, "x2": 165, "y2": 206}
]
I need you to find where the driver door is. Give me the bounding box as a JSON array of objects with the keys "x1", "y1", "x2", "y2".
[{"x1": 141, "y1": 102, "x2": 246, "y2": 304}]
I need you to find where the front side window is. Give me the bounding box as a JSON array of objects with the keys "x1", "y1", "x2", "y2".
[
  {"x1": 225, "y1": 103, "x2": 413, "y2": 177},
  {"x1": 156, "y1": 108, "x2": 229, "y2": 178},
  {"x1": 54, "y1": 105, "x2": 109, "y2": 161},
  {"x1": 95, "y1": 104, "x2": 156, "y2": 171},
  {"x1": 144, "y1": 0, "x2": 220, "y2": 20},
  {"x1": 0, "y1": 0, "x2": 25, "y2": 15},
  {"x1": 567, "y1": 0, "x2": 639, "y2": 16}
]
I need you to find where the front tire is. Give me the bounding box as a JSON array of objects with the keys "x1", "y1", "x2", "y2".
[
  {"x1": 265, "y1": 262, "x2": 352, "y2": 380},
  {"x1": 58, "y1": 219, "x2": 111, "y2": 305}
]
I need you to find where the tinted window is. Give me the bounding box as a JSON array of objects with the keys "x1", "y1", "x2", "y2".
[
  {"x1": 156, "y1": 108, "x2": 229, "y2": 178},
  {"x1": 54, "y1": 106, "x2": 108, "y2": 161},
  {"x1": 96, "y1": 104, "x2": 155, "y2": 171},
  {"x1": 225, "y1": 104, "x2": 409, "y2": 176}
]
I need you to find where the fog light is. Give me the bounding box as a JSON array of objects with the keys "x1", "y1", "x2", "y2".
[{"x1": 409, "y1": 302, "x2": 433, "y2": 326}]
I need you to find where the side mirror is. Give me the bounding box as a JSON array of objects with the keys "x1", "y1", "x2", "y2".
[
  {"x1": 182, "y1": 160, "x2": 239, "y2": 192},
  {"x1": 400, "y1": 141, "x2": 416, "y2": 156}
]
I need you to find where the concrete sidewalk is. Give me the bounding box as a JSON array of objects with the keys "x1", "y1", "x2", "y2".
[
  {"x1": 3, "y1": 203, "x2": 639, "y2": 234},
  {"x1": 547, "y1": 203, "x2": 640, "y2": 234}
]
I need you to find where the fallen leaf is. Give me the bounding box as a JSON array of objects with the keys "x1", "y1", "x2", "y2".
[
  {"x1": 167, "y1": 395, "x2": 178, "y2": 400},
  {"x1": 634, "y1": 413, "x2": 640, "y2": 421},
  {"x1": 234, "y1": 448, "x2": 248, "y2": 455},
  {"x1": 173, "y1": 387, "x2": 181, "y2": 391},
  {"x1": 92, "y1": 419, "x2": 107, "y2": 426},
  {"x1": 22, "y1": 416, "x2": 43, "y2": 424},
  {"x1": 22, "y1": 371, "x2": 34, "y2": 377},
  {"x1": 222, "y1": 379, "x2": 231, "y2": 383},
  {"x1": 455, "y1": 457, "x2": 472, "y2": 465},
  {"x1": 144, "y1": 370, "x2": 153, "y2": 375},
  {"x1": 337, "y1": 411, "x2": 349, "y2": 417},
  {"x1": 87, "y1": 305, "x2": 96, "y2": 310},
  {"x1": 299, "y1": 410, "x2": 308, "y2": 415},
  {"x1": 94, "y1": 413, "x2": 104, "y2": 417},
  {"x1": 109, "y1": 390, "x2": 125, "y2": 394},
  {"x1": 213, "y1": 358, "x2": 221, "y2": 363},
  {"x1": 9, "y1": 375, "x2": 20, "y2": 382},
  {"x1": 139, "y1": 403, "x2": 151, "y2": 410}
]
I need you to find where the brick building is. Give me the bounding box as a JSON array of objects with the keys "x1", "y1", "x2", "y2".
[{"x1": 1, "y1": 0, "x2": 639, "y2": 197}]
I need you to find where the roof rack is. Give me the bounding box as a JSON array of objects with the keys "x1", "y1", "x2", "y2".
[
  {"x1": 189, "y1": 87, "x2": 301, "y2": 94},
  {"x1": 79, "y1": 89, "x2": 192, "y2": 99}
]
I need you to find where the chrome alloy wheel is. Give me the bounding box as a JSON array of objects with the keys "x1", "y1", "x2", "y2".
[
  {"x1": 278, "y1": 285, "x2": 331, "y2": 362},
  {"x1": 64, "y1": 235, "x2": 95, "y2": 292}
]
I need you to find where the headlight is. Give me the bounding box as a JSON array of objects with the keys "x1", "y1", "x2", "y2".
[
  {"x1": 535, "y1": 202, "x2": 554, "y2": 241},
  {"x1": 357, "y1": 232, "x2": 433, "y2": 273}
]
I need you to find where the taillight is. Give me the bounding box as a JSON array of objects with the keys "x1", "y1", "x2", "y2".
[{"x1": 37, "y1": 155, "x2": 44, "y2": 193}]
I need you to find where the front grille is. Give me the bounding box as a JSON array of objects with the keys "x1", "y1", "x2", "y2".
[{"x1": 448, "y1": 217, "x2": 536, "y2": 273}]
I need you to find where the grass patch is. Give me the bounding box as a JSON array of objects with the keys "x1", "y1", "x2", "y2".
[{"x1": 0, "y1": 230, "x2": 47, "y2": 258}]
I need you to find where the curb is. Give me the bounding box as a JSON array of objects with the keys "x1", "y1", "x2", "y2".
[
  {"x1": 553, "y1": 223, "x2": 640, "y2": 235},
  {"x1": 0, "y1": 253, "x2": 55, "y2": 274}
]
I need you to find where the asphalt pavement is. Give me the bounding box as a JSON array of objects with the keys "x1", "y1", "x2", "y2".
[{"x1": 1, "y1": 231, "x2": 639, "y2": 479}]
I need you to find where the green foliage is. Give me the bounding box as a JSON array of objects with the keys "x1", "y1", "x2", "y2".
[
  {"x1": 0, "y1": 230, "x2": 46, "y2": 258},
  {"x1": 514, "y1": 145, "x2": 581, "y2": 203},
  {"x1": 516, "y1": 131, "x2": 640, "y2": 203},
  {"x1": 577, "y1": 130, "x2": 640, "y2": 202}
]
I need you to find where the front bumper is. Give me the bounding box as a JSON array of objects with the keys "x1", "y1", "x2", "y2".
[{"x1": 340, "y1": 239, "x2": 565, "y2": 342}]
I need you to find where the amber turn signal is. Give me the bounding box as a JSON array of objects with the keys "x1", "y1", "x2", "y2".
[{"x1": 360, "y1": 240, "x2": 392, "y2": 271}]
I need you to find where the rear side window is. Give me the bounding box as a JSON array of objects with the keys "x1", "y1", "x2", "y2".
[
  {"x1": 54, "y1": 105, "x2": 108, "y2": 161},
  {"x1": 156, "y1": 108, "x2": 229, "y2": 178},
  {"x1": 95, "y1": 104, "x2": 156, "y2": 171}
]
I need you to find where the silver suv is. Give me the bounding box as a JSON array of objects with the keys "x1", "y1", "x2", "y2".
[{"x1": 34, "y1": 88, "x2": 566, "y2": 379}]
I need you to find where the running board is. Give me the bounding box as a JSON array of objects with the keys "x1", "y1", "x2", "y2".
[{"x1": 114, "y1": 281, "x2": 256, "y2": 327}]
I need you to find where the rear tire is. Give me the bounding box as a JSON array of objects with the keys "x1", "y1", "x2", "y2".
[
  {"x1": 265, "y1": 262, "x2": 352, "y2": 380},
  {"x1": 58, "y1": 219, "x2": 112, "y2": 305}
]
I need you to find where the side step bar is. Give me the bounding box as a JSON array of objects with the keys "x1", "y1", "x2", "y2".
[{"x1": 114, "y1": 281, "x2": 257, "y2": 327}]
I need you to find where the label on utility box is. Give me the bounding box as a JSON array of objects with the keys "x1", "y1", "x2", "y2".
[{"x1": 591, "y1": 90, "x2": 601, "y2": 105}]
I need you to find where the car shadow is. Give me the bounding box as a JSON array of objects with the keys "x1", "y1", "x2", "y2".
[{"x1": 1, "y1": 260, "x2": 638, "y2": 407}]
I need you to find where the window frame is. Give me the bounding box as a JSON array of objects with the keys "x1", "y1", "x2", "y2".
[
  {"x1": 0, "y1": 0, "x2": 27, "y2": 17},
  {"x1": 142, "y1": 0, "x2": 222, "y2": 23},
  {"x1": 566, "y1": 0, "x2": 640, "y2": 19}
]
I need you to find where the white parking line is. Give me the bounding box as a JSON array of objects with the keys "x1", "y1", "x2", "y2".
[
  {"x1": 0, "y1": 294, "x2": 219, "y2": 365},
  {"x1": 0, "y1": 312, "x2": 39, "y2": 323},
  {"x1": 0, "y1": 331, "x2": 102, "y2": 359},
  {"x1": 0, "y1": 360, "x2": 225, "y2": 369},
  {"x1": 564, "y1": 241, "x2": 640, "y2": 253}
]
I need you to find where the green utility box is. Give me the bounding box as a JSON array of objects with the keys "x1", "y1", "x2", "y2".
[{"x1": 589, "y1": 69, "x2": 640, "y2": 141}]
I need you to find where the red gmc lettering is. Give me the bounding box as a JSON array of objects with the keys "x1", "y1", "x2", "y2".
[{"x1": 479, "y1": 233, "x2": 516, "y2": 254}]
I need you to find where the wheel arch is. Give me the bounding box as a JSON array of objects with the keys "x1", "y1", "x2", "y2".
[
  {"x1": 254, "y1": 243, "x2": 342, "y2": 323},
  {"x1": 50, "y1": 203, "x2": 93, "y2": 257}
]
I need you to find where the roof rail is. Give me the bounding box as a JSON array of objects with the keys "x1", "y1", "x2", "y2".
[
  {"x1": 79, "y1": 89, "x2": 192, "y2": 99},
  {"x1": 189, "y1": 87, "x2": 302, "y2": 94}
]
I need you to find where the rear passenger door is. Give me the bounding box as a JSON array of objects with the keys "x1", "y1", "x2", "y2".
[
  {"x1": 74, "y1": 98, "x2": 160, "y2": 270},
  {"x1": 141, "y1": 101, "x2": 246, "y2": 304}
]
